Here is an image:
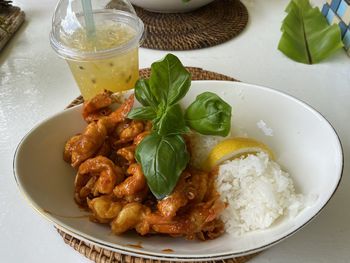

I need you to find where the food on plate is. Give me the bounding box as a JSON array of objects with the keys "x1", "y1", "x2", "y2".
[
  {"x1": 217, "y1": 152, "x2": 304, "y2": 235},
  {"x1": 65, "y1": 95, "x2": 226, "y2": 239},
  {"x1": 188, "y1": 132, "x2": 305, "y2": 236},
  {"x1": 203, "y1": 137, "x2": 275, "y2": 171},
  {"x1": 65, "y1": 95, "x2": 135, "y2": 168},
  {"x1": 63, "y1": 54, "x2": 304, "y2": 241}
]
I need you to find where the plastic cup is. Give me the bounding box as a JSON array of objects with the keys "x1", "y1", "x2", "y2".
[{"x1": 50, "y1": 0, "x2": 144, "y2": 100}]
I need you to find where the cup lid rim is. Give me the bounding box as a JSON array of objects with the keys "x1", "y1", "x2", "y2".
[{"x1": 50, "y1": 12, "x2": 144, "y2": 61}]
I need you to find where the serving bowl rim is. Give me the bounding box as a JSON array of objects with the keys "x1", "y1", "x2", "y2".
[{"x1": 13, "y1": 80, "x2": 344, "y2": 260}]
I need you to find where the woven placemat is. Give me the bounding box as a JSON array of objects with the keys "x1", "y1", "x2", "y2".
[
  {"x1": 60, "y1": 67, "x2": 259, "y2": 263},
  {"x1": 0, "y1": 3, "x2": 25, "y2": 51},
  {"x1": 133, "y1": 0, "x2": 248, "y2": 51}
]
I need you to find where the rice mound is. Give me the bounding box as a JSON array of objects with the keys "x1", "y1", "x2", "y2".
[{"x1": 216, "y1": 152, "x2": 304, "y2": 235}]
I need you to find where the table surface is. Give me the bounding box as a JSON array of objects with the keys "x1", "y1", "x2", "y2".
[{"x1": 1, "y1": 0, "x2": 349, "y2": 262}]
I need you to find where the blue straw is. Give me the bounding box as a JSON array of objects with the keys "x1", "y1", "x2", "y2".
[{"x1": 81, "y1": 0, "x2": 96, "y2": 40}]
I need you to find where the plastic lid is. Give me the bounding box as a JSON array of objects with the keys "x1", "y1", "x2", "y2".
[{"x1": 50, "y1": 0, "x2": 144, "y2": 61}]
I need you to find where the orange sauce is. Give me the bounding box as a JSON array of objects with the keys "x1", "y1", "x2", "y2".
[
  {"x1": 125, "y1": 241, "x2": 143, "y2": 249},
  {"x1": 162, "y1": 248, "x2": 174, "y2": 253}
]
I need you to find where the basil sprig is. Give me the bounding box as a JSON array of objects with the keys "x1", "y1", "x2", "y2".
[
  {"x1": 185, "y1": 92, "x2": 232, "y2": 136},
  {"x1": 128, "y1": 54, "x2": 232, "y2": 199}
]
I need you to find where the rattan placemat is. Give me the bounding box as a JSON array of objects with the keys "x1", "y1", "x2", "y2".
[
  {"x1": 0, "y1": 3, "x2": 25, "y2": 51},
  {"x1": 133, "y1": 0, "x2": 248, "y2": 50},
  {"x1": 60, "y1": 67, "x2": 259, "y2": 263},
  {"x1": 66, "y1": 67, "x2": 237, "y2": 108}
]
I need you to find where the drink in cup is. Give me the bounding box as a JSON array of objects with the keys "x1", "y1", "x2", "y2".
[
  {"x1": 50, "y1": 0, "x2": 144, "y2": 100},
  {"x1": 64, "y1": 22, "x2": 140, "y2": 99}
]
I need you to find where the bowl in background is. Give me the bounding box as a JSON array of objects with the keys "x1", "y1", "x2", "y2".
[{"x1": 130, "y1": 0, "x2": 215, "y2": 13}]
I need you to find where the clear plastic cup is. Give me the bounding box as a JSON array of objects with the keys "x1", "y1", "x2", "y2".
[{"x1": 50, "y1": 0, "x2": 144, "y2": 100}]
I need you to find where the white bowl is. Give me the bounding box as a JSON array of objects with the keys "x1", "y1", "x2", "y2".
[
  {"x1": 13, "y1": 81, "x2": 343, "y2": 261},
  {"x1": 130, "y1": 0, "x2": 215, "y2": 13}
]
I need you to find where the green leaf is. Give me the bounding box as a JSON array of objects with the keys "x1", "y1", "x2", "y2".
[
  {"x1": 134, "y1": 79, "x2": 159, "y2": 108},
  {"x1": 135, "y1": 132, "x2": 189, "y2": 199},
  {"x1": 128, "y1": 106, "x2": 157, "y2": 120},
  {"x1": 156, "y1": 104, "x2": 189, "y2": 135},
  {"x1": 278, "y1": 0, "x2": 343, "y2": 64},
  {"x1": 149, "y1": 54, "x2": 191, "y2": 106},
  {"x1": 185, "y1": 92, "x2": 232, "y2": 136},
  {"x1": 131, "y1": 54, "x2": 233, "y2": 199}
]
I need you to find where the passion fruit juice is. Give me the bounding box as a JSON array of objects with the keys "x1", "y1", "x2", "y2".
[{"x1": 65, "y1": 23, "x2": 139, "y2": 100}]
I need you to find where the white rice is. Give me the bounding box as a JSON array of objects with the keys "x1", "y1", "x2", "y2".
[
  {"x1": 189, "y1": 133, "x2": 306, "y2": 235},
  {"x1": 216, "y1": 152, "x2": 304, "y2": 235},
  {"x1": 256, "y1": 120, "x2": 274, "y2": 136}
]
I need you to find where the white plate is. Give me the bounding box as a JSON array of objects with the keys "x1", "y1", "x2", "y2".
[{"x1": 13, "y1": 81, "x2": 343, "y2": 261}]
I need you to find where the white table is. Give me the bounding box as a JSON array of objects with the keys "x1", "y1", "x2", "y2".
[{"x1": 1, "y1": 0, "x2": 349, "y2": 262}]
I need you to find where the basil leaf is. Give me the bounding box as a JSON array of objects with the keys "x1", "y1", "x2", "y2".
[
  {"x1": 185, "y1": 92, "x2": 232, "y2": 136},
  {"x1": 135, "y1": 133, "x2": 189, "y2": 199},
  {"x1": 134, "y1": 79, "x2": 159, "y2": 108},
  {"x1": 128, "y1": 106, "x2": 157, "y2": 120},
  {"x1": 156, "y1": 104, "x2": 189, "y2": 135},
  {"x1": 149, "y1": 54, "x2": 191, "y2": 106},
  {"x1": 131, "y1": 54, "x2": 233, "y2": 200},
  {"x1": 278, "y1": 0, "x2": 343, "y2": 64}
]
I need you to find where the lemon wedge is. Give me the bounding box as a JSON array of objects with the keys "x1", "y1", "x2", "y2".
[{"x1": 203, "y1": 137, "x2": 275, "y2": 171}]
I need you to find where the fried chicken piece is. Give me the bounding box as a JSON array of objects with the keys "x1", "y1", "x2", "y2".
[
  {"x1": 197, "y1": 218, "x2": 225, "y2": 240},
  {"x1": 115, "y1": 130, "x2": 150, "y2": 165},
  {"x1": 111, "y1": 202, "x2": 151, "y2": 235},
  {"x1": 123, "y1": 186, "x2": 150, "y2": 203},
  {"x1": 149, "y1": 198, "x2": 226, "y2": 240},
  {"x1": 82, "y1": 90, "x2": 113, "y2": 123},
  {"x1": 68, "y1": 95, "x2": 135, "y2": 168},
  {"x1": 156, "y1": 169, "x2": 210, "y2": 219},
  {"x1": 188, "y1": 169, "x2": 209, "y2": 204},
  {"x1": 113, "y1": 120, "x2": 131, "y2": 138},
  {"x1": 119, "y1": 120, "x2": 144, "y2": 141},
  {"x1": 133, "y1": 131, "x2": 151, "y2": 146},
  {"x1": 100, "y1": 94, "x2": 135, "y2": 135},
  {"x1": 108, "y1": 94, "x2": 134, "y2": 125},
  {"x1": 70, "y1": 120, "x2": 108, "y2": 168},
  {"x1": 156, "y1": 171, "x2": 193, "y2": 219},
  {"x1": 113, "y1": 163, "x2": 147, "y2": 198},
  {"x1": 204, "y1": 168, "x2": 220, "y2": 201},
  {"x1": 87, "y1": 195, "x2": 124, "y2": 223},
  {"x1": 112, "y1": 120, "x2": 145, "y2": 146},
  {"x1": 75, "y1": 156, "x2": 124, "y2": 206},
  {"x1": 116, "y1": 145, "x2": 136, "y2": 164},
  {"x1": 63, "y1": 134, "x2": 81, "y2": 163},
  {"x1": 95, "y1": 139, "x2": 111, "y2": 157}
]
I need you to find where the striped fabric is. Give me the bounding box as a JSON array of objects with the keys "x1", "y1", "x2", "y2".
[
  {"x1": 337, "y1": 0, "x2": 350, "y2": 24},
  {"x1": 322, "y1": 0, "x2": 350, "y2": 56}
]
